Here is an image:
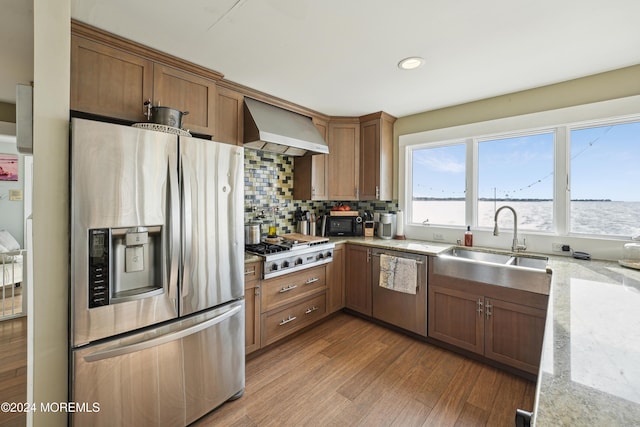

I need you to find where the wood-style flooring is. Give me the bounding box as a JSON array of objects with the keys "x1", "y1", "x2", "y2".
[
  {"x1": 0, "y1": 313, "x2": 535, "y2": 427},
  {"x1": 196, "y1": 313, "x2": 535, "y2": 427},
  {"x1": 0, "y1": 286, "x2": 23, "y2": 320},
  {"x1": 0, "y1": 317, "x2": 27, "y2": 427}
]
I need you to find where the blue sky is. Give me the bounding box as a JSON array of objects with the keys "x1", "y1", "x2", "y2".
[
  {"x1": 412, "y1": 121, "x2": 640, "y2": 202},
  {"x1": 571, "y1": 122, "x2": 640, "y2": 202}
]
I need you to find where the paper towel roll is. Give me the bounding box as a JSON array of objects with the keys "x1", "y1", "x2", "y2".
[{"x1": 396, "y1": 209, "x2": 404, "y2": 236}]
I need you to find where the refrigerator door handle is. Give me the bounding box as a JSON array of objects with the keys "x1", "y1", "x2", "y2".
[
  {"x1": 168, "y1": 160, "x2": 180, "y2": 300},
  {"x1": 83, "y1": 302, "x2": 242, "y2": 363},
  {"x1": 181, "y1": 157, "x2": 193, "y2": 298}
]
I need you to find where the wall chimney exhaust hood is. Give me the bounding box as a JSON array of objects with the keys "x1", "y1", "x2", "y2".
[{"x1": 243, "y1": 98, "x2": 328, "y2": 156}]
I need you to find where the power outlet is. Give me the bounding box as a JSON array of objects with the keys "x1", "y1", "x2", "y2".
[
  {"x1": 433, "y1": 233, "x2": 444, "y2": 241},
  {"x1": 552, "y1": 243, "x2": 566, "y2": 252}
]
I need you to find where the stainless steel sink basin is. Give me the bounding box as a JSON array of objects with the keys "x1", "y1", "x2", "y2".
[
  {"x1": 435, "y1": 247, "x2": 551, "y2": 295},
  {"x1": 506, "y1": 255, "x2": 549, "y2": 270},
  {"x1": 447, "y1": 247, "x2": 512, "y2": 264}
]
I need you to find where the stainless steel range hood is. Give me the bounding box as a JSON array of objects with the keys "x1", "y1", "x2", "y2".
[{"x1": 243, "y1": 98, "x2": 329, "y2": 156}]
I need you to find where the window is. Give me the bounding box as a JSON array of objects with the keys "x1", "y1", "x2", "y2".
[
  {"x1": 570, "y1": 120, "x2": 640, "y2": 237},
  {"x1": 477, "y1": 132, "x2": 555, "y2": 232},
  {"x1": 403, "y1": 111, "x2": 640, "y2": 241},
  {"x1": 411, "y1": 143, "x2": 466, "y2": 226}
]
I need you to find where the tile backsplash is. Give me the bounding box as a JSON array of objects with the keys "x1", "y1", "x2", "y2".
[{"x1": 244, "y1": 149, "x2": 398, "y2": 235}]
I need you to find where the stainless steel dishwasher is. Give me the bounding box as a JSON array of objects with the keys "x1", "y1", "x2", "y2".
[{"x1": 371, "y1": 248, "x2": 428, "y2": 336}]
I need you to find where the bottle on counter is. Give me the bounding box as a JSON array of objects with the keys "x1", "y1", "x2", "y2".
[{"x1": 464, "y1": 226, "x2": 473, "y2": 247}]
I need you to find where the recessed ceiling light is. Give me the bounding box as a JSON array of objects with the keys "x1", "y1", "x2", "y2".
[{"x1": 398, "y1": 56, "x2": 425, "y2": 70}]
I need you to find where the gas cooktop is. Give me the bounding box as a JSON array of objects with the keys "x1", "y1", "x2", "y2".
[{"x1": 245, "y1": 234, "x2": 335, "y2": 279}]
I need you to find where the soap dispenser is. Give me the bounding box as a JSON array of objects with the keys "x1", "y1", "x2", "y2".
[{"x1": 464, "y1": 226, "x2": 473, "y2": 247}]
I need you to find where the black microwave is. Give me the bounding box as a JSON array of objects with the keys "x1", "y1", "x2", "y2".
[{"x1": 325, "y1": 215, "x2": 363, "y2": 236}]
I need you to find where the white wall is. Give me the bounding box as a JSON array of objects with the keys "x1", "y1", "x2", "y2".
[
  {"x1": 29, "y1": 1, "x2": 70, "y2": 426},
  {"x1": 0, "y1": 138, "x2": 25, "y2": 246}
]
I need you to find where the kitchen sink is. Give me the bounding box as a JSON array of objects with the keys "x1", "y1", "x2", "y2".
[
  {"x1": 506, "y1": 255, "x2": 549, "y2": 270},
  {"x1": 447, "y1": 247, "x2": 512, "y2": 264},
  {"x1": 435, "y1": 247, "x2": 551, "y2": 295}
]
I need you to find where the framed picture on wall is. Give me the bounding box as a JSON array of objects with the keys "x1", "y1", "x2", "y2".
[{"x1": 0, "y1": 154, "x2": 18, "y2": 181}]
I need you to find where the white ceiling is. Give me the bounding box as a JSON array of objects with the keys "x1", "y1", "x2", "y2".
[{"x1": 2, "y1": 0, "x2": 640, "y2": 118}]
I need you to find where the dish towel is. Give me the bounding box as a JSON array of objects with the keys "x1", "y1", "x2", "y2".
[{"x1": 379, "y1": 254, "x2": 417, "y2": 294}]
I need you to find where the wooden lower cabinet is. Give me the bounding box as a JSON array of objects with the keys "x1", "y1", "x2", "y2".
[
  {"x1": 484, "y1": 298, "x2": 546, "y2": 374},
  {"x1": 428, "y1": 281, "x2": 547, "y2": 375},
  {"x1": 261, "y1": 293, "x2": 326, "y2": 347},
  {"x1": 429, "y1": 285, "x2": 483, "y2": 354},
  {"x1": 344, "y1": 244, "x2": 372, "y2": 316},
  {"x1": 259, "y1": 265, "x2": 328, "y2": 347},
  {"x1": 244, "y1": 261, "x2": 261, "y2": 355},
  {"x1": 326, "y1": 243, "x2": 345, "y2": 313}
]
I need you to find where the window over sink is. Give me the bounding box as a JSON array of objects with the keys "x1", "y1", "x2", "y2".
[{"x1": 401, "y1": 113, "x2": 640, "y2": 240}]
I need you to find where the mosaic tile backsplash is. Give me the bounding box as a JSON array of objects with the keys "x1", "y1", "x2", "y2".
[{"x1": 244, "y1": 149, "x2": 398, "y2": 236}]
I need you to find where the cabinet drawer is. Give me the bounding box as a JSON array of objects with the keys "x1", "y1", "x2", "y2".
[
  {"x1": 261, "y1": 293, "x2": 326, "y2": 346},
  {"x1": 261, "y1": 266, "x2": 326, "y2": 312},
  {"x1": 244, "y1": 261, "x2": 261, "y2": 288}
]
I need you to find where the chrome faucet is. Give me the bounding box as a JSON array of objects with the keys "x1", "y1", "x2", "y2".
[{"x1": 493, "y1": 205, "x2": 526, "y2": 252}]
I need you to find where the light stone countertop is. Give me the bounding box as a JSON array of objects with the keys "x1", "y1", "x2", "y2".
[
  {"x1": 533, "y1": 257, "x2": 640, "y2": 426},
  {"x1": 245, "y1": 237, "x2": 640, "y2": 425},
  {"x1": 327, "y1": 236, "x2": 452, "y2": 255}
]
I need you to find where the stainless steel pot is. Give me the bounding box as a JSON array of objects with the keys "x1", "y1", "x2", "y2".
[
  {"x1": 245, "y1": 222, "x2": 262, "y2": 245},
  {"x1": 151, "y1": 106, "x2": 189, "y2": 128},
  {"x1": 144, "y1": 101, "x2": 189, "y2": 129}
]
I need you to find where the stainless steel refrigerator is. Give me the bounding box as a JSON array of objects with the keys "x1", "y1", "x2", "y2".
[{"x1": 69, "y1": 118, "x2": 245, "y2": 426}]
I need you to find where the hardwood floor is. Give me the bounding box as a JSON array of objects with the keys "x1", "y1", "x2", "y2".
[
  {"x1": 0, "y1": 313, "x2": 535, "y2": 427},
  {"x1": 196, "y1": 313, "x2": 535, "y2": 427},
  {"x1": 0, "y1": 286, "x2": 23, "y2": 320},
  {"x1": 0, "y1": 317, "x2": 27, "y2": 427}
]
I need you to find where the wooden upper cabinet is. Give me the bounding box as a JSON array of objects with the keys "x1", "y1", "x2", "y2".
[
  {"x1": 328, "y1": 119, "x2": 360, "y2": 200},
  {"x1": 215, "y1": 85, "x2": 244, "y2": 145},
  {"x1": 152, "y1": 64, "x2": 217, "y2": 136},
  {"x1": 71, "y1": 35, "x2": 153, "y2": 122},
  {"x1": 71, "y1": 22, "x2": 223, "y2": 136},
  {"x1": 359, "y1": 112, "x2": 396, "y2": 201},
  {"x1": 293, "y1": 117, "x2": 329, "y2": 200}
]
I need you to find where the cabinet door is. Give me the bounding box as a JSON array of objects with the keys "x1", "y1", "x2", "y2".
[
  {"x1": 71, "y1": 35, "x2": 152, "y2": 122},
  {"x1": 244, "y1": 262, "x2": 261, "y2": 354},
  {"x1": 216, "y1": 86, "x2": 243, "y2": 145},
  {"x1": 359, "y1": 119, "x2": 380, "y2": 200},
  {"x1": 261, "y1": 265, "x2": 326, "y2": 312},
  {"x1": 153, "y1": 64, "x2": 217, "y2": 136},
  {"x1": 326, "y1": 244, "x2": 345, "y2": 313},
  {"x1": 328, "y1": 121, "x2": 359, "y2": 200},
  {"x1": 344, "y1": 245, "x2": 371, "y2": 315},
  {"x1": 484, "y1": 298, "x2": 546, "y2": 374},
  {"x1": 261, "y1": 293, "x2": 326, "y2": 346},
  {"x1": 428, "y1": 284, "x2": 483, "y2": 355},
  {"x1": 359, "y1": 114, "x2": 394, "y2": 201},
  {"x1": 310, "y1": 119, "x2": 329, "y2": 200},
  {"x1": 294, "y1": 118, "x2": 329, "y2": 200}
]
